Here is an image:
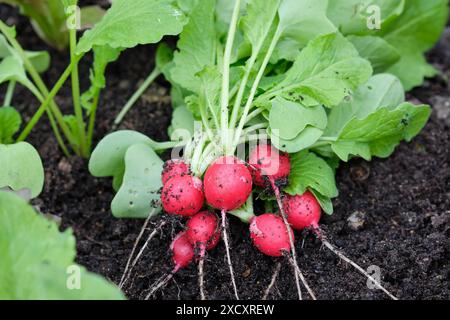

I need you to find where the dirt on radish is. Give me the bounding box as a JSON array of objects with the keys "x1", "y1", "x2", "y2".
[{"x1": 3, "y1": 3, "x2": 449, "y2": 300}]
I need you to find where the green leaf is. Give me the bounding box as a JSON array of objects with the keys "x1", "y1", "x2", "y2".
[
  {"x1": 262, "y1": 33, "x2": 373, "y2": 108},
  {"x1": 241, "y1": 0, "x2": 280, "y2": 52},
  {"x1": 0, "y1": 142, "x2": 44, "y2": 198},
  {"x1": 347, "y1": 35, "x2": 400, "y2": 73},
  {"x1": 311, "y1": 189, "x2": 333, "y2": 215},
  {"x1": 285, "y1": 150, "x2": 338, "y2": 199},
  {"x1": 382, "y1": 0, "x2": 448, "y2": 90},
  {"x1": 327, "y1": 0, "x2": 405, "y2": 35},
  {"x1": 81, "y1": 45, "x2": 121, "y2": 112},
  {"x1": 0, "y1": 106, "x2": 21, "y2": 144},
  {"x1": 170, "y1": 0, "x2": 217, "y2": 92},
  {"x1": 79, "y1": 5, "x2": 106, "y2": 30},
  {"x1": 331, "y1": 103, "x2": 431, "y2": 161},
  {"x1": 269, "y1": 97, "x2": 327, "y2": 140},
  {"x1": 270, "y1": 126, "x2": 323, "y2": 154},
  {"x1": 155, "y1": 42, "x2": 173, "y2": 72},
  {"x1": 89, "y1": 130, "x2": 158, "y2": 179},
  {"x1": 0, "y1": 56, "x2": 41, "y2": 98},
  {"x1": 274, "y1": 0, "x2": 337, "y2": 54},
  {"x1": 326, "y1": 73, "x2": 405, "y2": 136},
  {"x1": 0, "y1": 192, "x2": 124, "y2": 299},
  {"x1": 0, "y1": 35, "x2": 51, "y2": 73},
  {"x1": 168, "y1": 105, "x2": 195, "y2": 141},
  {"x1": 111, "y1": 143, "x2": 163, "y2": 218},
  {"x1": 1, "y1": 0, "x2": 69, "y2": 49},
  {"x1": 76, "y1": 0, "x2": 188, "y2": 53}
]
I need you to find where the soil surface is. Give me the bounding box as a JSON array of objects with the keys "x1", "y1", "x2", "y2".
[{"x1": 1, "y1": 4, "x2": 449, "y2": 300}]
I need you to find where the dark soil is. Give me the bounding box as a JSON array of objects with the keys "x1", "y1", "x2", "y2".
[{"x1": 1, "y1": 4, "x2": 449, "y2": 300}]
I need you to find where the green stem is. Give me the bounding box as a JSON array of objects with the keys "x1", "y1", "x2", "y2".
[
  {"x1": 0, "y1": 20, "x2": 80, "y2": 149},
  {"x1": 232, "y1": 25, "x2": 283, "y2": 150},
  {"x1": 17, "y1": 62, "x2": 74, "y2": 142},
  {"x1": 114, "y1": 67, "x2": 161, "y2": 126},
  {"x1": 86, "y1": 90, "x2": 100, "y2": 152},
  {"x1": 244, "y1": 108, "x2": 263, "y2": 124},
  {"x1": 46, "y1": 109, "x2": 71, "y2": 157},
  {"x1": 190, "y1": 134, "x2": 207, "y2": 176},
  {"x1": 229, "y1": 52, "x2": 258, "y2": 130},
  {"x1": 220, "y1": 0, "x2": 241, "y2": 155},
  {"x1": 24, "y1": 82, "x2": 70, "y2": 157},
  {"x1": 153, "y1": 140, "x2": 183, "y2": 151},
  {"x1": 4, "y1": 81, "x2": 16, "y2": 106},
  {"x1": 69, "y1": 28, "x2": 88, "y2": 157}
]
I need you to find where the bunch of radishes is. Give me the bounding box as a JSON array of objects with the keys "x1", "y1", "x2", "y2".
[{"x1": 153, "y1": 143, "x2": 397, "y2": 300}]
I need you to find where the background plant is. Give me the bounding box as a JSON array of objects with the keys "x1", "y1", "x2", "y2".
[
  {"x1": 0, "y1": 0, "x2": 105, "y2": 50},
  {"x1": 0, "y1": 191, "x2": 124, "y2": 299},
  {"x1": 0, "y1": 0, "x2": 189, "y2": 157}
]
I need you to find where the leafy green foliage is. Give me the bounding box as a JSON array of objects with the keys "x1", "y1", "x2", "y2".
[
  {"x1": 89, "y1": 0, "x2": 442, "y2": 218},
  {"x1": 111, "y1": 143, "x2": 163, "y2": 218},
  {"x1": 89, "y1": 131, "x2": 165, "y2": 218},
  {"x1": 331, "y1": 103, "x2": 431, "y2": 161},
  {"x1": 265, "y1": 0, "x2": 337, "y2": 63},
  {"x1": 327, "y1": 0, "x2": 448, "y2": 90},
  {"x1": 326, "y1": 74, "x2": 405, "y2": 136},
  {"x1": 259, "y1": 33, "x2": 372, "y2": 108},
  {"x1": 77, "y1": 0, "x2": 188, "y2": 53},
  {"x1": 170, "y1": 0, "x2": 217, "y2": 93},
  {"x1": 0, "y1": 191, "x2": 124, "y2": 299},
  {"x1": 0, "y1": 55, "x2": 41, "y2": 98},
  {"x1": 0, "y1": 142, "x2": 44, "y2": 198},
  {"x1": 1, "y1": 0, "x2": 68, "y2": 49},
  {"x1": 0, "y1": 106, "x2": 21, "y2": 144},
  {"x1": 81, "y1": 45, "x2": 121, "y2": 113}
]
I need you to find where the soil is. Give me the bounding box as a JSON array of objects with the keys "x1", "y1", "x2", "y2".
[{"x1": 1, "y1": 4, "x2": 449, "y2": 300}]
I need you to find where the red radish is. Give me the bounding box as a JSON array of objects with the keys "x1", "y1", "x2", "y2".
[
  {"x1": 186, "y1": 211, "x2": 220, "y2": 250},
  {"x1": 171, "y1": 231, "x2": 195, "y2": 271},
  {"x1": 283, "y1": 191, "x2": 321, "y2": 230},
  {"x1": 146, "y1": 231, "x2": 194, "y2": 299},
  {"x1": 203, "y1": 156, "x2": 252, "y2": 300},
  {"x1": 204, "y1": 156, "x2": 252, "y2": 211},
  {"x1": 206, "y1": 230, "x2": 221, "y2": 250},
  {"x1": 247, "y1": 144, "x2": 304, "y2": 299},
  {"x1": 161, "y1": 175, "x2": 204, "y2": 217},
  {"x1": 249, "y1": 214, "x2": 293, "y2": 257},
  {"x1": 162, "y1": 159, "x2": 190, "y2": 185},
  {"x1": 282, "y1": 191, "x2": 398, "y2": 300},
  {"x1": 185, "y1": 211, "x2": 220, "y2": 300},
  {"x1": 249, "y1": 144, "x2": 291, "y2": 187}
]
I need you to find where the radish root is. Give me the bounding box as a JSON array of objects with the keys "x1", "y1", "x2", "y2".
[
  {"x1": 145, "y1": 271, "x2": 176, "y2": 300},
  {"x1": 262, "y1": 262, "x2": 281, "y2": 300},
  {"x1": 119, "y1": 213, "x2": 164, "y2": 289},
  {"x1": 315, "y1": 228, "x2": 398, "y2": 300},
  {"x1": 198, "y1": 246, "x2": 206, "y2": 300},
  {"x1": 221, "y1": 209, "x2": 240, "y2": 300},
  {"x1": 270, "y1": 178, "x2": 302, "y2": 300},
  {"x1": 286, "y1": 255, "x2": 317, "y2": 300}
]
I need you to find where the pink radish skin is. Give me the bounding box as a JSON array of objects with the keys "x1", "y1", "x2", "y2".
[
  {"x1": 283, "y1": 191, "x2": 321, "y2": 230},
  {"x1": 249, "y1": 144, "x2": 291, "y2": 187},
  {"x1": 162, "y1": 160, "x2": 190, "y2": 185},
  {"x1": 206, "y1": 230, "x2": 221, "y2": 250},
  {"x1": 170, "y1": 231, "x2": 195, "y2": 270},
  {"x1": 204, "y1": 156, "x2": 252, "y2": 211},
  {"x1": 249, "y1": 214, "x2": 294, "y2": 257},
  {"x1": 186, "y1": 211, "x2": 219, "y2": 249},
  {"x1": 162, "y1": 175, "x2": 204, "y2": 217}
]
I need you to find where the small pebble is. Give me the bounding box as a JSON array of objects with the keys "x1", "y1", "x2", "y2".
[{"x1": 347, "y1": 211, "x2": 366, "y2": 231}]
